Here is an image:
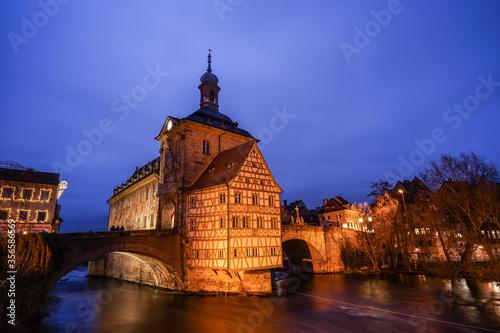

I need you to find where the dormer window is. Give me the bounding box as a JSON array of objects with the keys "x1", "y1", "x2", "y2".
[
  {"x1": 227, "y1": 162, "x2": 235, "y2": 169},
  {"x1": 208, "y1": 167, "x2": 215, "y2": 174}
]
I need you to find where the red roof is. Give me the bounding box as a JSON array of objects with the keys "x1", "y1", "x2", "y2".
[{"x1": 186, "y1": 140, "x2": 255, "y2": 191}]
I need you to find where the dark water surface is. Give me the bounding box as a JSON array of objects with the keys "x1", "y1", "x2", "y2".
[{"x1": 37, "y1": 266, "x2": 500, "y2": 333}]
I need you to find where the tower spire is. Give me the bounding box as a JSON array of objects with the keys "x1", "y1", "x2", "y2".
[
  {"x1": 207, "y1": 48, "x2": 212, "y2": 73},
  {"x1": 199, "y1": 49, "x2": 220, "y2": 110}
]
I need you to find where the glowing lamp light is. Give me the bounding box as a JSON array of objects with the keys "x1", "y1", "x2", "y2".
[
  {"x1": 342, "y1": 223, "x2": 348, "y2": 228},
  {"x1": 368, "y1": 217, "x2": 372, "y2": 222},
  {"x1": 358, "y1": 218, "x2": 363, "y2": 223},
  {"x1": 398, "y1": 189, "x2": 403, "y2": 193},
  {"x1": 23, "y1": 231, "x2": 27, "y2": 234},
  {"x1": 478, "y1": 245, "x2": 483, "y2": 249}
]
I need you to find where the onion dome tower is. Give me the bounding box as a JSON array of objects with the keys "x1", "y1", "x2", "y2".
[{"x1": 198, "y1": 50, "x2": 221, "y2": 110}]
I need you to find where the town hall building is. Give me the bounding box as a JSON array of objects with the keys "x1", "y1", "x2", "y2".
[{"x1": 99, "y1": 53, "x2": 283, "y2": 294}]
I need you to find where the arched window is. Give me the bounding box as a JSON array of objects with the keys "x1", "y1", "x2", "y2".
[{"x1": 209, "y1": 90, "x2": 216, "y2": 102}]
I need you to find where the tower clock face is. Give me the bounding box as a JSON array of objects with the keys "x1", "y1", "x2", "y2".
[{"x1": 167, "y1": 120, "x2": 173, "y2": 131}]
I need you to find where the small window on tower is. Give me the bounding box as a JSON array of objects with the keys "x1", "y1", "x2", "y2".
[
  {"x1": 209, "y1": 90, "x2": 216, "y2": 102},
  {"x1": 203, "y1": 140, "x2": 210, "y2": 155}
]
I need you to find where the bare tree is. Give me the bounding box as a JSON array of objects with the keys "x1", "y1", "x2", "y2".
[{"x1": 421, "y1": 152, "x2": 499, "y2": 269}]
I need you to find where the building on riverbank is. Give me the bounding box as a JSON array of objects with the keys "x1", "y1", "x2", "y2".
[
  {"x1": 0, "y1": 162, "x2": 63, "y2": 233},
  {"x1": 97, "y1": 53, "x2": 283, "y2": 294}
]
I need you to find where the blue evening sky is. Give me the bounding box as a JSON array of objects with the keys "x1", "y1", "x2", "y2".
[{"x1": 1, "y1": 1, "x2": 499, "y2": 232}]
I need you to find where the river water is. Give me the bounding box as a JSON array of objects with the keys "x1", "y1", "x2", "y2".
[{"x1": 36, "y1": 266, "x2": 500, "y2": 333}]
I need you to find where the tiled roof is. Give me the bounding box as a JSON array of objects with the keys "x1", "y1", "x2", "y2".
[
  {"x1": 0, "y1": 167, "x2": 59, "y2": 185},
  {"x1": 113, "y1": 157, "x2": 160, "y2": 196},
  {"x1": 187, "y1": 140, "x2": 255, "y2": 191},
  {"x1": 185, "y1": 107, "x2": 254, "y2": 139}
]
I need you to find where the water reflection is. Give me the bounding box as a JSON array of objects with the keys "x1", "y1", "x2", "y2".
[{"x1": 38, "y1": 267, "x2": 500, "y2": 333}]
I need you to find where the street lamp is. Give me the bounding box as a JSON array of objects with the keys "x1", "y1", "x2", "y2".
[{"x1": 398, "y1": 189, "x2": 407, "y2": 215}]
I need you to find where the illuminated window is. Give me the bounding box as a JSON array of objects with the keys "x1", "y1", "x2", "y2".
[
  {"x1": 0, "y1": 210, "x2": 8, "y2": 220},
  {"x1": 415, "y1": 228, "x2": 420, "y2": 235},
  {"x1": 252, "y1": 194, "x2": 258, "y2": 205},
  {"x1": 22, "y1": 189, "x2": 33, "y2": 200},
  {"x1": 235, "y1": 193, "x2": 241, "y2": 204},
  {"x1": 190, "y1": 197, "x2": 196, "y2": 208},
  {"x1": 232, "y1": 217, "x2": 238, "y2": 228},
  {"x1": 203, "y1": 140, "x2": 210, "y2": 154},
  {"x1": 153, "y1": 184, "x2": 157, "y2": 196},
  {"x1": 40, "y1": 190, "x2": 50, "y2": 201},
  {"x1": 18, "y1": 210, "x2": 28, "y2": 221},
  {"x1": 2, "y1": 187, "x2": 14, "y2": 199},
  {"x1": 37, "y1": 211, "x2": 46, "y2": 222},
  {"x1": 208, "y1": 167, "x2": 215, "y2": 174},
  {"x1": 220, "y1": 218, "x2": 225, "y2": 228},
  {"x1": 243, "y1": 217, "x2": 249, "y2": 228},
  {"x1": 219, "y1": 193, "x2": 225, "y2": 204}
]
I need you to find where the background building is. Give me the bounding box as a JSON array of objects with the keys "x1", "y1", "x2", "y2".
[{"x1": 0, "y1": 162, "x2": 63, "y2": 233}]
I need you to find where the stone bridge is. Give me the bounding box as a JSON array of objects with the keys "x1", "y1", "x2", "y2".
[
  {"x1": 48, "y1": 229, "x2": 184, "y2": 290},
  {"x1": 46, "y1": 225, "x2": 353, "y2": 293},
  {"x1": 281, "y1": 225, "x2": 353, "y2": 273}
]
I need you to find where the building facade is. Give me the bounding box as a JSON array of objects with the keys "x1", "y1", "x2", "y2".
[
  {"x1": 107, "y1": 158, "x2": 160, "y2": 231},
  {"x1": 318, "y1": 196, "x2": 367, "y2": 230},
  {"x1": 0, "y1": 164, "x2": 63, "y2": 233},
  {"x1": 101, "y1": 54, "x2": 283, "y2": 294}
]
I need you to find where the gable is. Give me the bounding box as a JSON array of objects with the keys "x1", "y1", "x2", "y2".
[
  {"x1": 155, "y1": 116, "x2": 180, "y2": 140},
  {"x1": 228, "y1": 143, "x2": 283, "y2": 193}
]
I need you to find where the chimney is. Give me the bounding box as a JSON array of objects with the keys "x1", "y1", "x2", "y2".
[
  {"x1": 283, "y1": 200, "x2": 287, "y2": 207},
  {"x1": 323, "y1": 199, "x2": 327, "y2": 207}
]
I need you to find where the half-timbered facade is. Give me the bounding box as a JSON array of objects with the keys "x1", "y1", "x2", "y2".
[{"x1": 185, "y1": 141, "x2": 282, "y2": 271}]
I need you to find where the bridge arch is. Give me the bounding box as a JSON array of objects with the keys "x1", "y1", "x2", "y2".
[
  {"x1": 48, "y1": 232, "x2": 183, "y2": 290},
  {"x1": 282, "y1": 239, "x2": 325, "y2": 273}
]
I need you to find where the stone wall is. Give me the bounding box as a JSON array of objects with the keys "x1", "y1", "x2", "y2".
[{"x1": 184, "y1": 268, "x2": 272, "y2": 296}]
